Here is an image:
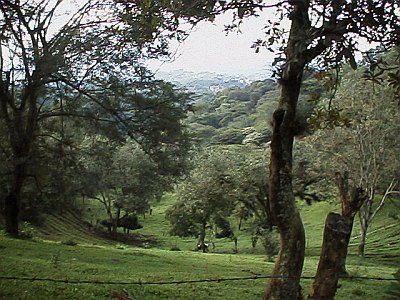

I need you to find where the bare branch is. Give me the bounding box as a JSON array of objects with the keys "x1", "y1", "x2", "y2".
[{"x1": 368, "y1": 179, "x2": 399, "y2": 223}]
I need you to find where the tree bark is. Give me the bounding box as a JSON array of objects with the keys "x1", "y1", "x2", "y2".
[
  {"x1": 358, "y1": 219, "x2": 368, "y2": 257},
  {"x1": 197, "y1": 221, "x2": 207, "y2": 252},
  {"x1": 334, "y1": 172, "x2": 366, "y2": 272},
  {"x1": 308, "y1": 174, "x2": 366, "y2": 299},
  {"x1": 4, "y1": 192, "x2": 20, "y2": 236},
  {"x1": 264, "y1": 2, "x2": 311, "y2": 299},
  {"x1": 334, "y1": 171, "x2": 353, "y2": 275},
  {"x1": 265, "y1": 108, "x2": 305, "y2": 300},
  {"x1": 308, "y1": 213, "x2": 351, "y2": 300},
  {"x1": 3, "y1": 163, "x2": 26, "y2": 236},
  {"x1": 1, "y1": 78, "x2": 38, "y2": 236},
  {"x1": 358, "y1": 196, "x2": 372, "y2": 257}
]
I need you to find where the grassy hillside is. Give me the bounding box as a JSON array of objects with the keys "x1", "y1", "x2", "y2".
[{"x1": 0, "y1": 195, "x2": 399, "y2": 299}]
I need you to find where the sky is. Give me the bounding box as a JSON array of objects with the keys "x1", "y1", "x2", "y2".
[
  {"x1": 49, "y1": 1, "x2": 375, "y2": 77},
  {"x1": 48, "y1": 1, "x2": 279, "y2": 77},
  {"x1": 147, "y1": 12, "x2": 280, "y2": 76}
]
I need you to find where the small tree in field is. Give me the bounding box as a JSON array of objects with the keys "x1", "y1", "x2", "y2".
[
  {"x1": 82, "y1": 136, "x2": 173, "y2": 235},
  {"x1": 167, "y1": 145, "x2": 270, "y2": 252},
  {"x1": 167, "y1": 147, "x2": 239, "y2": 251}
]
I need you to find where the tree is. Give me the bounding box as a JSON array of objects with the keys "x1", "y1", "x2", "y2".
[
  {"x1": 139, "y1": 0, "x2": 399, "y2": 298},
  {"x1": 351, "y1": 60, "x2": 400, "y2": 256},
  {"x1": 167, "y1": 145, "x2": 271, "y2": 252},
  {"x1": 81, "y1": 120, "x2": 184, "y2": 236},
  {"x1": 308, "y1": 58, "x2": 400, "y2": 257},
  {"x1": 0, "y1": 0, "x2": 191, "y2": 235},
  {"x1": 167, "y1": 147, "x2": 239, "y2": 251}
]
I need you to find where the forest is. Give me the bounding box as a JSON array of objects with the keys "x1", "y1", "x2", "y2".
[{"x1": 0, "y1": 1, "x2": 399, "y2": 299}]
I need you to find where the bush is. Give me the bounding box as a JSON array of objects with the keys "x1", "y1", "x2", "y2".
[
  {"x1": 260, "y1": 229, "x2": 279, "y2": 260},
  {"x1": 20, "y1": 221, "x2": 36, "y2": 239},
  {"x1": 169, "y1": 246, "x2": 181, "y2": 251},
  {"x1": 61, "y1": 239, "x2": 77, "y2": 246}
]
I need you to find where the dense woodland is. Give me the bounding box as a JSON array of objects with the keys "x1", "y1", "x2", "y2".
[{"x1": 0, "y1": 1, "x2": 399, "y2": 299}]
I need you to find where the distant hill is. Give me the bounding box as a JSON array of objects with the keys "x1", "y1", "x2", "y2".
[{"x1": 154, "y1": 69, "x2": 269, "y2": 94}]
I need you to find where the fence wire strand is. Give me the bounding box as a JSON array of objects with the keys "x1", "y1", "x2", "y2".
[{"x1": 0, "y1": 275, "x2": 397, "y2": 285}]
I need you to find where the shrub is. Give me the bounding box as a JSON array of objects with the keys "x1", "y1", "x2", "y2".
[
  {"x1": 20, "y1": 221, "x2": 36, "y2": 239},
  {"x1": 61, "y1": 239, "x2": 77, "y2": 246},
  {"x1": 169, "y1": 246, "x2": 181, "y2": 251}
]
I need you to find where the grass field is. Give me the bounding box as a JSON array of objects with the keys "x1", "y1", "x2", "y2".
[{"x1": 0, "y1": 194, "x2": 399, "y2": 299}]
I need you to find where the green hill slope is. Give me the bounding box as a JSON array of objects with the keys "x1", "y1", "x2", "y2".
[{"x1": 0, "y1": 195, "x2": 398, "y2": 299}]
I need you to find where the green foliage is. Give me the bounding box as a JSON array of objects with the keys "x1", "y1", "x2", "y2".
[
  {"x1": 167, "y1": 144, "x2": 270, "y2": 245},
  {"x1": 165, "y1": 200, "x2": 200, "y2": 237},
  {"x1": 210, "y1": 127, "x2": 245, "y2": 144},
  {"x1": 186, "y1": 76, "x2": 319, "y2": 148},
  {"x1": 260, "y1": 229, "x2": 279, "y2": 261},
  {"x1": 19, "y1": 222, "x2": 37, "y2": 240},
  {"x1": 166, "y1": 147, "x2": 239, "y2": 238},
  {"x1": 80, "y1": 137, "x2": 165, "y2": 227},
  {"x1": 292, "y1": 53, "x2": 400, "y2": 212},
  {"x1": 187, "y1": 80, "x2": 278, "y2": 146},
  {"x1": 0, "y1": 0, "x2": 194, "y2": 235}
]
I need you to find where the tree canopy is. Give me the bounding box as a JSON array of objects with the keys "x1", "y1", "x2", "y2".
[{"x1": 0, "y1": 0, "x2": 193, "y2": 235}]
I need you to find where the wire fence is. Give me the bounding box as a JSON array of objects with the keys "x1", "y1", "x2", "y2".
[{"x1": 0, "y1": 274, "x2": 397, "y2": 285}]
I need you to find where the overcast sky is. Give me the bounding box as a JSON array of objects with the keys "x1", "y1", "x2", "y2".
[
  {"x1": 52, "y1": 1, "x2": 281, "y2": 77},
  {"x1": 147, "y1": 12, "x2": 279, "y2": 76}
]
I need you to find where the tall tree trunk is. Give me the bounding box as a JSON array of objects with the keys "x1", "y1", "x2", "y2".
[
  {"x1": 4, "y1": 193, "x2": 20, "y2": 236},
  {"x1": 358, "y1": 196, "x2": 372, "y2": 257},
  {"x1": 335, "y1": 171, "x2": 353, "y2": 275},
  {"x1": 264, "y1": 3, "x2": 310, "y2": 299},
  {"x1": 265, "y1": 107, "x2": 305, "y2": 300},
  {"x1": 3, "y1": 140, "x2": 34, "y2": 236},
  {"x1": 265, "y1": 28, "x2": 307, "y2": 300},
  {"x1": 3, "y1": 113, "x2": 31, "y2": 236},
  {"x1": 1, "y1": 80, "x2": 38, "y2": 236},
  {"x1": 4, "y1": 162, "x2": 27, "y2": 236}
]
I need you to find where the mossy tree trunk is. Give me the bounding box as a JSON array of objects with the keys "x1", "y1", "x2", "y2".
[
  {"x1": 308, "y1": 213, "x2": 351, "y2": 300},
  {"x1": 308, "y1": 173, "x2": 366, "y2": 299},
  {"x1": 264, "y1": 2, "x2": 310, "y2": 299},
  {"x1": 335, "y1": 172, "x2": 366, "y2": 273}
]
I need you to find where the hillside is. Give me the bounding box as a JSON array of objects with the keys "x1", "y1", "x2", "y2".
[{"x1": 1, "y1": 194, "x2": 399, "y2": 299}]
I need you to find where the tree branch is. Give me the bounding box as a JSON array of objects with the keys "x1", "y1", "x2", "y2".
[{"x1": 368, "y1": 179, "x2": 398, "y2": 223}]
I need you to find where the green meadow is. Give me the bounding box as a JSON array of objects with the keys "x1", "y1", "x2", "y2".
[{"x1": 0, "y1": 194, "x2": 399, "y2": 300}]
